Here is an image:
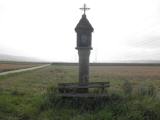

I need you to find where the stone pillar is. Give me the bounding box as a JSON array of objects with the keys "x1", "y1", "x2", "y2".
[{"x1": 78, "y1": 49, "x2": 90, "y2": 83}]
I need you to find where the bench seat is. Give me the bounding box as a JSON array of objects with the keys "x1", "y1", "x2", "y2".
[
  {"x1": 58, "y1": 82, "x2": 110, "y2": 94},
  {"x1": 58, "y1": 93, "x2": 108, "y2": 97}
]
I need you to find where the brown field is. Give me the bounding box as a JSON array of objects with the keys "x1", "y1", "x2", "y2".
[
  {"x1": 0, "y1": 61, "x2": 45, "y2": 72},
  {"x1": 89, "y1": 65, "x2": 160, "y2": 96}
]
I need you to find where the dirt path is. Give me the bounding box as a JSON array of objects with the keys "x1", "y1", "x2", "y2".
[{"x1": 0, "y1": 64, "x2": 50, "y2": 76}]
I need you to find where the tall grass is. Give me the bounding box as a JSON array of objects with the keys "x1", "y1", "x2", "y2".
[
  {"x1": 0, "y1": 65, "x2": 160, "y2": 119},
  {"x1": 38, "y1": 85, "x2": 160, "y2": 120}
]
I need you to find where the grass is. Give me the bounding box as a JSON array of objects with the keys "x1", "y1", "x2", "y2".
[{"x1": 0, "y1": 65, "x2": 160, "y2": 119}]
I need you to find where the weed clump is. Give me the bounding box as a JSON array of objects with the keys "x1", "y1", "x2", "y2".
[
  {"x1": 42, "y1": 86, "x2": 110, "y2": 111},
  {"x1": 41, "y1": 86, "x2": 160, "y2": 120},
  {"x1": 138, "y1": 83, "x2": 156, "y2": 97},
  {"x1": 122, "y1": 80, "x2": 133, "y2": 96}
]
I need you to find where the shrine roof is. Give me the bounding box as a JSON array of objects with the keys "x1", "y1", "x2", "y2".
[{"x1": 75, "y1": 14, "x2": 94, "y2": 32}]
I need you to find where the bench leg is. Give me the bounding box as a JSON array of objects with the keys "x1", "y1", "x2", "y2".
[{"x1": 101, "y1": 87, "x2": 105, "y2": 93}]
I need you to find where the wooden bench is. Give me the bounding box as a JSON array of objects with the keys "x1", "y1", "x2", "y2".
[
  {"x1": 58, "y1": 82, "x2": 110, "y2": 97},
  {"x1": 58, "y1": 93, "x2": 108, "y2": 98}
]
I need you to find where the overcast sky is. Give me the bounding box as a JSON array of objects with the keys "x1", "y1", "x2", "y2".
[{"x1": 1, "y1": 0, "x2": 160, "y2": 62}]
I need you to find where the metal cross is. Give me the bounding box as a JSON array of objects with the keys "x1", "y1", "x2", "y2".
[{"x1": 80, "y1": 4, "x2": 90, "y2": 15}]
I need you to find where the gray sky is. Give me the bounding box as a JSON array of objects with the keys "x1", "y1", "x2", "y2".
[{"x1": 1, "y1": 0, "x2": 160, "y2": 62}]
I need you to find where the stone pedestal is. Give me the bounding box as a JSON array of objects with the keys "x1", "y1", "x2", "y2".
[{"x1": 78, "y1": 49, "x2": 90, "y2": 83}]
